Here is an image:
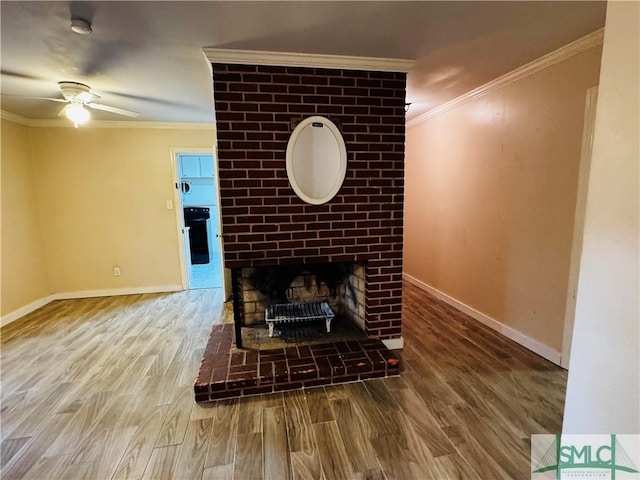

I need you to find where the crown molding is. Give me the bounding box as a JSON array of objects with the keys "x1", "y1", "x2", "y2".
[
  {"x1": 1, "y1": 110, "x2": 30, "y2": 125},
  {"x1": 204, "y1": 48, "x2": 416, "y2": 73},
  {"x1": 407, "y1": 27, "x2": 605, "y2": 129},
  {"x1": 0, "y1": 113, "x2": 215, "y2": 130}
]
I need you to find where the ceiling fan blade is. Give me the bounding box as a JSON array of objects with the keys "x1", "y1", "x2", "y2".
[
  {"x1": 2, "y1": 94, "x2": 67, "y2": 103},
  {"x1": 58, "y1": 105, "x2": 69, "y2": 117},
  {"x1": 100, "y1": 89, "x2": 186, "y2": 107},
  {"x1": 0, "y1": 69, "x2": 49, "y2": 82},
  {"x1": 86, "y1": 102, "x2": 139, "y2": 118},
  {"x1": 35, "y1": 97, "x2": 68, "y2": 103}
]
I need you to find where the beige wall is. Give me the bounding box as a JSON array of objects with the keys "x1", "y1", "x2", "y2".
[
  {"x1": 563, "y1": 1, "x2": 639, "y2": 433},
  {"x1": 1, "y1": 119, "x2": 51, "y2": 316},
  {"x1": 1, "y1": 121, "x2": 215, "y2": 319},
  {"x1": 29, "y1": 126, "x2": 215, "y2": 294},
  {"x1": 404, "y1": 46, "x2": 602, "y2": 354}
]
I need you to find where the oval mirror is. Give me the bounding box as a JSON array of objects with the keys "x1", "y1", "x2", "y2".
[{"x1": 286, "y1": 116, "x2": 347, "y2": 205}]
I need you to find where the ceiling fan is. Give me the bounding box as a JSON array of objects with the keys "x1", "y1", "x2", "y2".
[{"x1": 26, "y1": 81, "x2": 140, "y2": 127}]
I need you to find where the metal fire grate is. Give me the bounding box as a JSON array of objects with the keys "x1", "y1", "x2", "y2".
[{"x1": 265, "y1": 301, "x2": 335, "y2": 338}]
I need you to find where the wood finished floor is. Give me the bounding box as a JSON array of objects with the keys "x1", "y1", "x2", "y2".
[{"x1": 0, "y1": 282, "x2": 567, "y2": 479}]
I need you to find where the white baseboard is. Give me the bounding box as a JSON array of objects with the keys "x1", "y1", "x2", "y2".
[
  {"x1": 1, "y1": 295, "x2": 57, "y2": 328},
  {"x1": 403, "y1": 273, "x2": 562, "y2": 365},
  {"x1": 382, "y1": 337, "x2": 404, "y2": 350},
  {"x1": 53, "y1": 284, "x2": 183, "y2": 300},
  {"x1": 1, "y1": 285, "x2": 184, "y2": 328}
]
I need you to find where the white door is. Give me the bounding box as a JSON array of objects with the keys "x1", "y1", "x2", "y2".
[{"x1": 182, "y1": 225, "x2": 192, "y2": 287}]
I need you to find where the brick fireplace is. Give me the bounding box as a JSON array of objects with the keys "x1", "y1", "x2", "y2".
[
  {"x1": 193, "y1": 56, "x2": 409, "y2": 402},
  {"x1": 213, "y1": 62, "x2": 406, "y2": 348}
]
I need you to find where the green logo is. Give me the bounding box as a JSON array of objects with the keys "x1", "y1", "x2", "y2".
[{"x1": 532, "y1": 434, "x2": 639, "y2": 480}]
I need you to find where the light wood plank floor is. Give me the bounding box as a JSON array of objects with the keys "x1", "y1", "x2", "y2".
[{"x1": 1, "y1": 282, "x2": 567, "y2": 479}]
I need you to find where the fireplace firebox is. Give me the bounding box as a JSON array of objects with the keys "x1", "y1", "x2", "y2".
[{"x1": 231, "y1": 262, "x2": 367, "y2": 348}]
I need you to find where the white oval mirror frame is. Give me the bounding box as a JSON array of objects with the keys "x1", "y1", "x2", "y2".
[{"x1": 286, "y1": 116, "x2": 347, "y2": 205}]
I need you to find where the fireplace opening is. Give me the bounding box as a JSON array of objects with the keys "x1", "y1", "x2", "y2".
[{"x1": 232, "y1": 262, "x2": 366, "y2": 349}]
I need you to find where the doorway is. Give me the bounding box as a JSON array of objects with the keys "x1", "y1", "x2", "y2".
[{"x1": 175, "y1": 151, "x2": 223, "y2": 290}]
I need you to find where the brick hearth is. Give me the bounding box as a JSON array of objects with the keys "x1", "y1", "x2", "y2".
[{"x1": 194, "y1": 324, "x2": 400, "y2": 402}]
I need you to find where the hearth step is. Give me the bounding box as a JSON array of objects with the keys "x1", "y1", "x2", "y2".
[
  {"x1": 266, "y1": 301, "x2": 335, "y2": 338},
  {"x1": 194, "y1": 323, "x2": 401, "y2": 403}
]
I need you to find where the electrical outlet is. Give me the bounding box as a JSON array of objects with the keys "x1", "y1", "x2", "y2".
[
  {"x1": 166, "y1": 200, "x2": 173, "y2": 210},
  {"x1": 113, "y1": 267, "x2": 121, "y2": 277}
]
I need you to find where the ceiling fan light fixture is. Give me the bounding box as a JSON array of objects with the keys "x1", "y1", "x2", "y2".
[
  {"x1": 66, "y1": 103, "x2": 90, "y2": 127},
  {"x1": 70, "y1": 18, "x2": 92, "y2": 35}
]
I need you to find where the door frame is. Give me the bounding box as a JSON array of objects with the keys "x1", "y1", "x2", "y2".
[
  {"x1": 170, "y1": 147, "x2": 226, "y2": 292},
  {"x1": 560, "y1": 85, "x2": 599, "y2": 369}
]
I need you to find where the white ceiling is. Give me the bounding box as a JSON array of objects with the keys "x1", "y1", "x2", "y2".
[{"x1": 0, "y1": 1, "x2": 606, "y2": 124}]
